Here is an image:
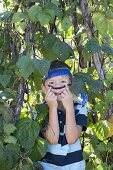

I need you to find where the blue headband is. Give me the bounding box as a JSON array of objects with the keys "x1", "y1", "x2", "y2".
[{"x1": 44, "y1": 68, "x2": 71, "y2": 81}]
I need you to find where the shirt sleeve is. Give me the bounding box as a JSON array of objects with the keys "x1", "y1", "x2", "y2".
[{"x1": 74, "y1": 103, "x2": 87, "y2": 131}]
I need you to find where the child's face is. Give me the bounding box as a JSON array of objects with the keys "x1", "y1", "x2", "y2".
[{"x1": 42, "y1": 75, "x2": 71, "y2": 101}]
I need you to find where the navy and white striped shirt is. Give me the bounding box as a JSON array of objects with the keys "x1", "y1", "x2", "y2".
[{"x1": 39, "y1": 103, "x2": 87, "y2": 170}]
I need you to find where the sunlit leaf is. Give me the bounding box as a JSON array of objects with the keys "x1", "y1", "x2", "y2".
[
  {"x1": 93, "y1": 120, "x2": 109, "y2": 141},
  {"x1": 97, "y1": 163, "x2": 110, "y2": 170},
  {"x1": 83, "y1": 145, "x2": 94, "y2": 160}
]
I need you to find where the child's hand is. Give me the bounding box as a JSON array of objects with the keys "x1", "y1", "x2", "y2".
[
  {"x1": 60, "y1": 86, "x2": 73, "y2": 110},
  {"x1": 45, "y1": 87, "x2": 58, "y2": 109}
]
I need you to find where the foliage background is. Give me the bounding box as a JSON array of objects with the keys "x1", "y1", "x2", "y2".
[{"x1": 0, "y1": 0, "x2": 113, "y2": 169}]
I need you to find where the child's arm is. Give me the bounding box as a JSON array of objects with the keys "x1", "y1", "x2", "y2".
[
  {"x1": 43, "y1": 88, "x2": 59, "y2": 144},
  {"x1": 61, "y1": 86, "x2": 83, "y2": 144},
  {"x1": 65, "y1": 107, "x2": 83, "y2": 144}
]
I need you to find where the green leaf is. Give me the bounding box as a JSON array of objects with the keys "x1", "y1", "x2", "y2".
[
  {"x1": 12, "y1": 12, "x2": 23, "y2": 23},
  {"x1": 44, "y1": 7, "x2": 55, "y2": 23},
  {"x1": 34, "y1": 161, "x2": 44, "y2": 170},
  {"x1": 22, "y1": 164, "x2": 33, "y2": 170},
  {"x1": 38, "y1": 12, "x2": 51, "y2": 26},
  {"x1": 85, "y1": 38, "x2": 101, "y2": 54},
  {"x1": 42, "y1": 34, "x2": 74, "y2": 61},
  {"x1": 33, "y1": 70, "x2": 42, "y2": 91},
  {"x1": 70, "y1": 77, "x2": 86, "y2": 94},
  {"x1": 52, "y1": 39, "x2": 74, "y2": 61},
  {"x1": 74, "y1": 72, "x2": 92, "y2": 82},
  {"x1": 101, "y1": 45, "x2": 113, "y2": 56},
  {"x1": 19, "y1": 21, "x2": 27, "y2": 31},
  {"x1": 0, "y1": 156, "x2": 8, "y2": 170},
  {"x1": 97, "y1": 163, "x2": 110, "y2": 170},
  {"x1": 0, "y1": 74, "x2": 11, "y2": 88},
  {"x1": 35, "y1": 104, "x2": 48, "y2": 127},
  {"x1": 1, "y1": 109, "x2": 11, "y2": 123},
  {"x1": 83, "y1": 49, "x2": 91, "y2": 62},
  {"x1": 93, "y1": 12, "x2": 108, "y2": 36},
  {"x1": 72, "y1": 72, "x2": 98, "y2": 94},
  {"x1": 105, "y1": 9, "x2": 113, "y2": 19},
  {"x1": 108, "y1": 19, "x2": 113, "y2": 35},
  {"x1": 15, "y1": 118, "x2": 40, "y2": 150},
  {"x1": 28, "y1": 137, "x2": 47, "y2": 161},
  {"x1": 33, "y1": 58, "x2": 50, "y2": 77},
  {"x1": 61, "y1": 16, "x2": 72, "y2": 30},
  {"x1": 83, "y1": 145, "x2": 94, "y2": 160},
  {"x1": 4, "y1": 144, "x2": 20, "y2": 169},
  {"x1": 50, "y1": 3, "x2": 60, "y2": 17},
  {"x1": 0, "y1": 88, "x2": 16, "y2": 99},
  {"x1": 28, "y1": 5, "x2": 42, "y2": 22},
  {"x1": 105, "y1": 90, "x2": 113, "y2": 103},
  {"x1": 88, "y1": 79, "x2": 103, "y2": 93},
  {"x1": 41, "y1": 45, "x2": 58, "y2": 61},
  {"x1": 0, "y1": 51, "x2": 4, "y2": 64},
  {"x1": 85, "y1": 160, "x2": 96, "y2": 170},
  {"x1": 93, "y1": 12, "x2": 105, "y2": 24},
  {"x1": 104, "y1": 73, "x2": 113, "y2": 88},
  {"x1": 51, "y1": 0, "x2": 60, "y2": 6},
  {"x1": 16, "y1": 55, "x2": 35, "y2": 79},
  {"x1": 4, "y1": 136, "x2": 17, "y2": 145},
  {"x1": 4, "y1": 123, "x2": 17, "y2": 135},
  {"x1": 0, "y1": 141, "x2": 3, "y2": 150},
  {"x1": 0, "y1": 105, "x2": 9, "y2": 115},
  {"x1": 93, "y1": 120, "x2": 109, "y2": 141},
  {"x1": 44, "y1": 33, "x2": 57, "y2": 49},
  {"x1": 0, "y1": 11, "x2": 12, "y2": 21},
  {"x1": 107, "y1": 142, "x2": 113, "y2": 152},
  {"x1": 97, "y1": 142, "x2": 108, "y2": 152}
]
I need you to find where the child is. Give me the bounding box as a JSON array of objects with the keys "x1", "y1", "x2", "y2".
[{"x1": 39, "y1": 60, "x2": 87, "y2": 170}]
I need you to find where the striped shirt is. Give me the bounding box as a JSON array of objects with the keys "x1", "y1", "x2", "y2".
[{"x1": 39, "y1": 103, "x2": 87, "y2": 170}]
